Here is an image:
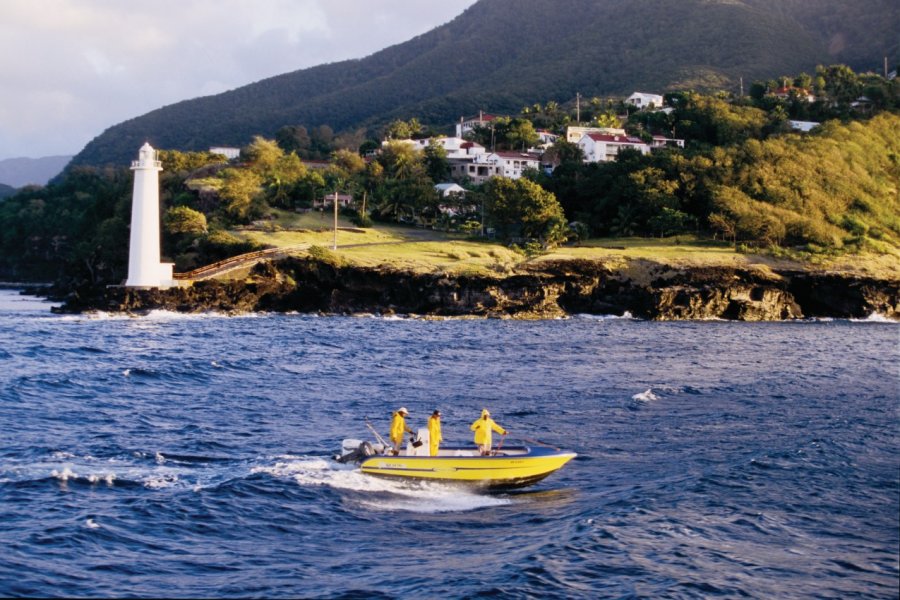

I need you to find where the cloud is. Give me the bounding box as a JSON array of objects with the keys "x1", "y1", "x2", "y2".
[{"x1": 0, "y1": 0, "x2": 475, "y2": 160}]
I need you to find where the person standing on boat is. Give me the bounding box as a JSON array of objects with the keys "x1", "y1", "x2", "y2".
[
  {"x1": 470, "y1": 409, "x2": 507, "y2": 455},
  {"x1": 389, "y1": 407, "x2": 414, "y2": 455},
  {"x1": 428, "y1": 410, "x2": 443, "y2": 456}
]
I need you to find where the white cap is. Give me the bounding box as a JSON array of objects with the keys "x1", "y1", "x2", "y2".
[{"x1": 398, "y1": 407, "x2": 409, "y2": 415}]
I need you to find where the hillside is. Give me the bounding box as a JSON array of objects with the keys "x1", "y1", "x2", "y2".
[
  {"x1": 71, "y1": 0, "x2": 899, "y2": 167},
  {"x1": 0, "y1": 155, "x2": 72, "y2": 187}
]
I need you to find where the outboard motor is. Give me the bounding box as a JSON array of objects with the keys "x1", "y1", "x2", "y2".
[{"x1": 335, "y1": 440, "x2": 376, "y2": 463}]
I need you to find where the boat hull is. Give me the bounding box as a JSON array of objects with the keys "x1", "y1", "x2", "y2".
[{"x1": 359, "y1": 445, "x2": 576, "y2": 489}]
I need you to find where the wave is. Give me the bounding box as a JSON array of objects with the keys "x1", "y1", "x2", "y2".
[
  {"x1": 251, "y1": 455, "x2": 512, "y2": 514},
  {"x1": 849, "y1": 312, "x2": 897, "y2": 323},
  {"x1": 572, "y1": 311, "x2": 636, "y2": 321},
  {"x1": 42, "y1": 309, "x2": 263, "y2": 322},
  {"x1": 631, "y1": 389, "x2": 660, "y2": 402},
  {"x1": 0, "y1": 450, "x2": 242, "y2": 491}
]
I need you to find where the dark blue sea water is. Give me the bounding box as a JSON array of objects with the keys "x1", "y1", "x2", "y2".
[{"x1": 0, "y1": 289, "x2": 897, "y2": 599}]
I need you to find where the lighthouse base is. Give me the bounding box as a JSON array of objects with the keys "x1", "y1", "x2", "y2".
[{"x1": 125, "y1": 262, "x2": 177, "y2": 289}]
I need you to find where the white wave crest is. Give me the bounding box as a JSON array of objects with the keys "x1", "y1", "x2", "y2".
[
  {"x1": 632, "y1": 389, "x2": 660, "y2": 402},
  {"x1": 144, "y1": 473, "x2": 179, "y2": 489},
  {"x1": 851, "y1": 313, "x2": 897, "y2": 323},
  {"x1": 51, "y1": 467, "x2": 77, "y2": 481},
  {"x1": 573, "y1": 311, "x2": 635, "y2": 321},
  {"x1": 87, "y1": 473, "x2": 116, "y2": 485}
]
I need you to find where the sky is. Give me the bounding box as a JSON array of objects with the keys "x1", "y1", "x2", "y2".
[{"x1": 0, "y1": 0, "x2": 477, "y2": 161}]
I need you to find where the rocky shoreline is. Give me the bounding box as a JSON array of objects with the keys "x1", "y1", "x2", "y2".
[{"x1": 50, "y1": 256, "x2": 900, "y2": 321}]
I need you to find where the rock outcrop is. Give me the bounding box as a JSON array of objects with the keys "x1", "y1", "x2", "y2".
[{"x1": 54, "y1": 256, "x2": 900, "y2": 321}]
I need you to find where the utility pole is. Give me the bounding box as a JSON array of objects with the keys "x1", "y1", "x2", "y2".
[
  {"x1": 576, "y1": 92, "x2": 581, "y2": 123},
  {"x1": 332, "y1": 189, "x2": 338, "y2": 250}
]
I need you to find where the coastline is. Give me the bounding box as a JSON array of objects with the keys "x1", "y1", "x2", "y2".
[{"x1": 50, "y1": 256, "x2": 900, "y2": 321}]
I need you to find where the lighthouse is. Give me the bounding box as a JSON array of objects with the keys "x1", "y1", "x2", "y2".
[{"x1": 125, "y1": 143, "x2": 175, "y2": 288}]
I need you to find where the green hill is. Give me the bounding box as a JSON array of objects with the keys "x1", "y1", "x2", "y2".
[{"x1": 72, "y1": 0, "x2": 898, "y2": 167}]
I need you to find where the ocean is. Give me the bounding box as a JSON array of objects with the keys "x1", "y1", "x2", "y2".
[{"x1": 0, "y1": 289, "x2": 897, "y2": 598}]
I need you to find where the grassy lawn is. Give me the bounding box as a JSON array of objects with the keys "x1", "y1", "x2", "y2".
[{"x1": 229, "y1": 216, "x2": 900, "y2": 279}]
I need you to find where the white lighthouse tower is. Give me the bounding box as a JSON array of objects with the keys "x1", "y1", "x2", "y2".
[{"x1": 125, "y1": 143, "x2": 175, "y2": 288}]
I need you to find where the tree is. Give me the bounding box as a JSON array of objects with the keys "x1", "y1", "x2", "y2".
[
  {"x1": 164, "y1": 206, "x2": 207, "y2": 235},
  {"x1": 708, "y1": 212, "x2": 737, "y2": 245},
  {"x1": 817, "y1": 64, "x2": 862, "y2": 105},
  {"x1": 648, "y1": 207, "x2": 693, "y2": 237},
  {"x1": 506, "y1": 118, "x2": 540, "y2": 151},
  {"x1": 592, "y1": 112, "x2": 620, "y2": 128},
  {"x1": 384, "y1": 118, "x2": 422, "y2": 140},
  {"x1": 485, "y1": 177, "x2": 568, "y2": 246},
  {"x1": 276, "y1": 125, "x2": 311, "y2": 155},
  {"x1": 331, "y1": 149, "x2": 366, "y2": 174},
  {"x1": 243, "y1": 136, "x2": 284, "y2": 178},
  {"x1": 423, "y1": 140, "x2": 450, "y2": 182},
  {"x1": 267, "y1": 152, "x2": 308, "y2": 208},
  {"x1": 218, "y1": 168, "x2": 263, "y2": 222},
  {"x1": 543, "y1": 139, "x2": 584, "y2": 167}
]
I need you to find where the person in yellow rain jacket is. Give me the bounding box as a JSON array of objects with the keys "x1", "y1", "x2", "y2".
[
  {"x1": 470, "y1": 409, "x2": 507, "y2": 455},
  {"x1": 427, "y1": 410, "x2": 443, "y2": 456},
  {"x1": 389, "y1": 407, "x2": 414, "y2": 455}
]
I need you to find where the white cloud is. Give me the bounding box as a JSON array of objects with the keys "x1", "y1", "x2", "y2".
[{"x1": 0, "y1": 0, "x2": 475, "y2": 160}]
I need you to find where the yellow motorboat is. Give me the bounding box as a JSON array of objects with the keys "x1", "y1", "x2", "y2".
[
  {"x1": 360, "y1": 445, "x2": 576, "y2": 489},
  {"x1": 337, "y1": 436, "x2": 576, "y2": 489}
]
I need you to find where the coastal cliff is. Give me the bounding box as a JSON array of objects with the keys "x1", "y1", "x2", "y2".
[{"x1": 55, "y1": 256, "x2": 899, "y2": 320}]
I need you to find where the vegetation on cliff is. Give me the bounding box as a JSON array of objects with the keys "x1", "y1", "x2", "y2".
[
  {"x1": 68, "y1": 0, "x2": 899, "y2": 167},
  {"x1": 1, "y1": 68, "x2": 898, "y2": 289}
]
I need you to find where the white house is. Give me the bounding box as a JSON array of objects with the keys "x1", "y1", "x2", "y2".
[
  {"x1": 577, "y1": 132, "x2": 650, "y2": 163},
  {"x1": 313, "y1": 193, "x2": 354, "y2": 209},
  {"x1": 448, "y1": 151, "x2": 542, "y2": 184},
  {"x1": 435, "y1": 183, "x2": 467, "y2": 198},
  {"x1": 772, "y1": 87, "x2": 816, "y2": 103},
  {"x1": 626, "y1": 92, "x2": 664, "y2": 110},
  {"x1": 566, "y1": 126, "x2": 626, "y2": 144},
  {"x1": 788, "y1": 120, "x2": 820, "y2": 132},
  {"x1": 209, "y1": 146, "x2": 241, "y2": 159},
  {"x1": 385, "y1": 137, "x2": 486, "y2": 159},
  {"x1": 650, "y1": 135, "x2": 686, "y2": 149},
  {"x1": 487, "y1": 151, "x2": 542, "y2": 179},
  {"x1": 450, "y1": 159, "x2": 496, "y2": 183},
  {"x1": 455, "y1": 111, "x2": 498, "y2": 137},
  {"x1": 532, "y1": 129, "x2": 560, "y2": 149}
]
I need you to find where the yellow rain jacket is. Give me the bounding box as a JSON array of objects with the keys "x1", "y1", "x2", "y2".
[
  {"x1": 470, "y1": 410, "x2": 507, "y2": 448},
  {"x1": 390, "y1": 412, "x2": 413, "y2": 445},
  {"x1": 428, "y1": 415, "x2": 442, "y2": 456}
]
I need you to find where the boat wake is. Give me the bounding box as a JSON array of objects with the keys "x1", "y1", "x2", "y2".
[{"x1": 252, "y1": 455, "x2": 512, "y2": 514}]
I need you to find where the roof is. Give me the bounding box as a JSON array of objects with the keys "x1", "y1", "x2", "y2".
[
  {"x1": 492, "y1": 151, "x2": 542, "y2": 160},
  {"x1": 463, "y1": 113, "x2": 497, "y2": 122},
  {"x1": 583, "y1": 133, "x2": 646, "y2": 144},
  {"x1": 774, "y1": 86, "x2": 812, "y2": 96}
]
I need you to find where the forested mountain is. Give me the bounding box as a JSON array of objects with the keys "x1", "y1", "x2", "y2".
[{"x1": 71, "y1": 0, "x2": 898, "y2": 167}]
